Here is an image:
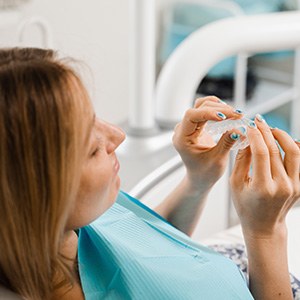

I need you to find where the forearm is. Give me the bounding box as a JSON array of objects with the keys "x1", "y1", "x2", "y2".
[
  {"x1": 154, "y1": 175, "x2": 212, "y2": 236},
  {"x1": 160, "y1": 97, "x2": 241, "y2": 235},
  {"x1": 244, "y1": 228, "x2": 292, "y2": 300}
]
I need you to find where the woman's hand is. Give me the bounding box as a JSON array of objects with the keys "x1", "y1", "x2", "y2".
[
  {"x1": 173, "y1": 96, "x2": 243, "y2": 191},
  {"x1": 230, "y1": 115, "x2": 300, "y2": 237},
  {"x1": 155, "y1": 96, "x2": 243, "y2": 235},
  {"x1": 230, "y1": 115, "x2": 300, "y2": 300}
]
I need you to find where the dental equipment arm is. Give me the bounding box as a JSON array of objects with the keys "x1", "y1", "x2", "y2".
[{"x1": 155, "y1": 11, "x2": 300, "y2": 137}]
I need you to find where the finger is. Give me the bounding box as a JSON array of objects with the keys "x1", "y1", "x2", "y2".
[
  {"x1": 211, "y1": 129, "x2": 244, "y2": 156},
  {"x1": 194, "y1": 96, "x2": 243, "y2": 117},
  {"x1": 201, "y1": 106, "x2": 244, "y2": 120},
  {"x1": 194, "y1": 96, "x2": 222, "y2": 108},
  {"x1": 194, "y1": 96, "x2": 244, "y2": 116},
  {"x1": 181, "y1": 106, "x2": 243, "y2": 137},
  {"x1": 198, "y1": 102, "x2": 244, "y2": 119},
  {"x1": 271, "y1": 129, "x2": 300, "y2": 180},
  {"x1": 194, "y1": 96, "x2": 244, "y2": 123},
  {"x1": 247, "y1": 120, "x2": 272, "y2": 183},
  {"x1": 255, "y1": 114, "x2": 286, "y2": 178},
  {"x1": 180, "y1": 107, "x2": 228, "y2": 137},
  {"x1": 296, "y1": 140, "x2": 300, "y2": 163},
  {"x1": 230, "y1": 146, "x2": 252, "y2": 188}
]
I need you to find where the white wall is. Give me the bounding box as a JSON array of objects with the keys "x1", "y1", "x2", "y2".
[
  {"x1": 0, "y1": 0, "x2": 192, "y2": 124},
  {"x1": 1, "y1": 0, "x2": 296, "y2": 126},
  {"x1": 0, "y1": 0, "x2": 131, "y2": 124}
]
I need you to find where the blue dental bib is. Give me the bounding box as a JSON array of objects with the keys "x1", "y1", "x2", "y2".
[{"x1": 78, "y1": 191, "x2": 253, "y2": 300}]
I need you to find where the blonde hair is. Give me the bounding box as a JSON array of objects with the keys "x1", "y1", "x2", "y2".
[{"x1": 0, "y1": 48, "x2": 93, "y2": 299}]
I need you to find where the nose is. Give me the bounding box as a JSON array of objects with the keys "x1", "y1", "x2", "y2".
[{"x1": 98, "y1": 119, "x2": 126, "y2": 154}]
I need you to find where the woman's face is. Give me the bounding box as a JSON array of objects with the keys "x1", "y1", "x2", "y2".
[{"x1": 66, "y1": 117, "x2": 126, "y2": 229}]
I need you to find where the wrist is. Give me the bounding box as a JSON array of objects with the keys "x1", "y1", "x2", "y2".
[
  {"x1": 245, "y1": 228, "x2": 292, "y2": 300},
  {"x1": 243, "y1": 223, "x2": 288, "y2": 251},
  {"x1": 182, "y1": 173, "x2": 213, "y2": 197}
]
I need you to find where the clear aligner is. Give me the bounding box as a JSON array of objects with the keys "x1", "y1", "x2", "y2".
[{"x1": 204, "y1": 117, "x2": 252, "y2": 151}]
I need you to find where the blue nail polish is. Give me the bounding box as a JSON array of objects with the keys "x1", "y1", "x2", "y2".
[
  {"x1": 248, "y1": 121, "x2": 257, "y2": 128},
  {"x1": 230, "y1": 132, "x2": 240, "y2": 141},
  {"x1": 235, "y1": 109, "x2": 243, "y2": 114},
  {"x1": 217, "y1": 112, "x2": 226, "y2": 120},
  {"x1": 255, "y1": 114, "x2": 265, "y2": 122},
  {"x1": 238, "y1": 127, "x2": 246, "y2": 135}
]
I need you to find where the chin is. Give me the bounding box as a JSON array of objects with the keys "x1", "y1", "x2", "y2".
[
  {"x1": 115, "y1": 173, "x2": 121, "y2": 183},
  {"x1": 111, "y1": 175, "x2": 121, "y2": 197}
]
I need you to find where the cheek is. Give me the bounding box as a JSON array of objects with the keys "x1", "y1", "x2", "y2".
[
  {"x1": 79, "y1": 169, "x2": 112, "y2": 214},
  {"x1": 67, "y1": 162, "x2": 119, "y2": 229},
  {"x1": 86, "y1": 161, "x2": 119, "y2": 203}
]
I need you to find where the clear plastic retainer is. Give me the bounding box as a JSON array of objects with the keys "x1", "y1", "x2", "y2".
[{"x1": 204, "y1": 117, "x2": 253, "y2": 151}]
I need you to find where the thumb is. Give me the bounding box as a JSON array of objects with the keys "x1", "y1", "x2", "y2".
[
  {"x1": 230, "y1": 146, "x2": 252, "y2": 189},
  {"x1": 211, "y1": 130, "x2": 241, "y2": 157}
]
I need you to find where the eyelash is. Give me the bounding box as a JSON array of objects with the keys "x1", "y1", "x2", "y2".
[
  {"x1": 90, "y1": 132, "x2": 102, "y2": 157},
  {"x1": 91, "y1": 146, "x2": 101, "y2": 157}
]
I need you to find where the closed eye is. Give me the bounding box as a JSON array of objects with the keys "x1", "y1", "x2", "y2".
[
  {"x1": 91, "y1": 146, "x2": 101, "y2": 156},
  {"x1": 90, "y1": 134, "x2": 104, "y2": 157}
]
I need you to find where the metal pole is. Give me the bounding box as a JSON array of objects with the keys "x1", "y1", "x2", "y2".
[{"x1": 128, "y1": 0, "x2": 156, "y2": 134}]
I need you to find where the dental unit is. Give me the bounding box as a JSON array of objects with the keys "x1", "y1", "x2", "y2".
[{"x1": 118, "y1": 1, "x2": 300, "y2": 194}]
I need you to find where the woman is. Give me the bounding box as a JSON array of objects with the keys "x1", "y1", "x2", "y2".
[{"x1": 0, "y1": 47, "x2": 299, "y2": 299}]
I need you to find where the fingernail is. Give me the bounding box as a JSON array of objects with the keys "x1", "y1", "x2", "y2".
[
  {"x1": 219, "y1": 99, "x2": 227, "y2": 105},
  {"x1": 294, "y1": 139, "x2": 300, "y2": 142},
  {"x1": 239, "y1": 127, "x2": 246, "y2": 135},
  {"x1": 234, "y1": 109, "x2": 243, "y2": 114},
  {"x1": 230, "y1": 132, "x2": 240, "y2": 141},
  {"x1": 255, "y1": 114, "x2": 265, "y2": 122},
  {"x1": 248, "y1": 120, "x2": 257, "y2": 128},
  {"x1": 270, "y1": 126, "x2": 277, "y2": 130},
  {"x1": 216, "y1": 112, "x2": 226, "y2": 120}
]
